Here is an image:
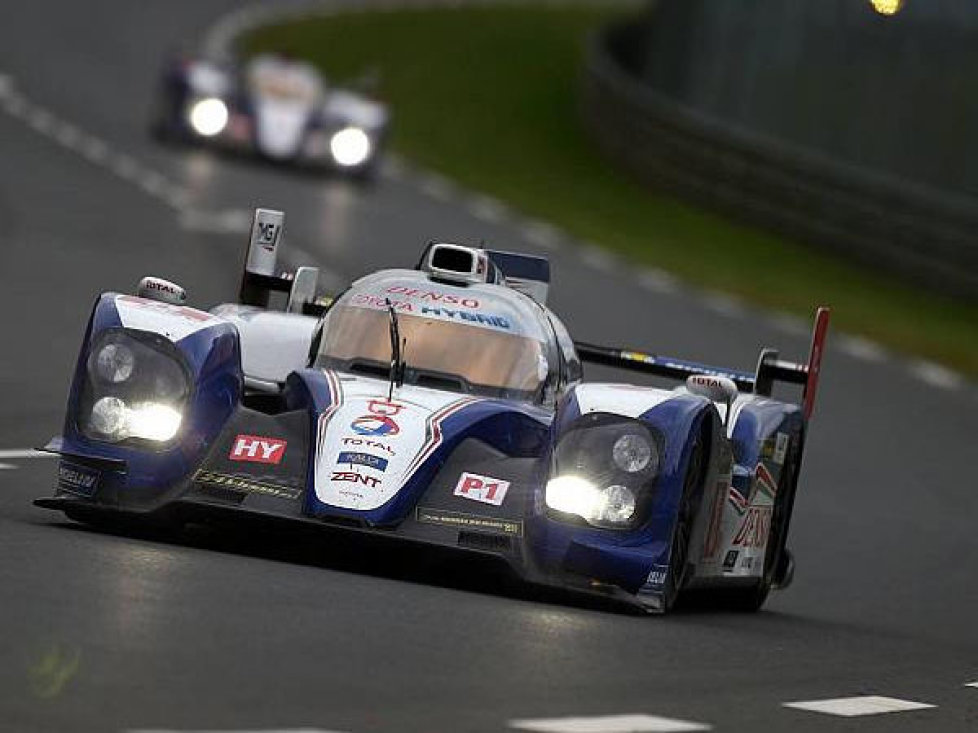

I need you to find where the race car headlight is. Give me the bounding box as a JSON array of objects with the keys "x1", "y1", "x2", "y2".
[
  {"x1": 188, "y1": 97, "x2": 228, "y2": 137},
  {"x1": 546, "y1": 414, "x2": 662, "y2": 529},
  {"x1": 95, "y1": 342, "x2": 135, "y2": 383},
  {"x1": 80, "y1": 330, "x2": 191, "y2": 445},
  {"x1": 329, "y1": 126, "x2": 371, "y2": 167},
  {"x1": 545, "y1": 476, "x2": 637, "y2": 525}
]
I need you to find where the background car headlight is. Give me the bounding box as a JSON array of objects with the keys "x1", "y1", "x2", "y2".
[
  {"x1": 546, "y1": 413, "x2": 662, "y2": 528},
  {"x1": 188, "y1": 97, "x2": 228, "y2": 137},
  {"x1": 329, "y1": 126, "x2": 371, "y2": 167},
  {"x1": 80, "y1": 329, "x2": 191, "y2": 445}
]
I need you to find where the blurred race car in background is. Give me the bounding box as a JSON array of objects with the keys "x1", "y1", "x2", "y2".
[
  {"x1": 35, "y1": 209, "x2": 830, "y2": 613},
  {"x1": 152, "y1": 53, "x2": 389, "y2": 178}
]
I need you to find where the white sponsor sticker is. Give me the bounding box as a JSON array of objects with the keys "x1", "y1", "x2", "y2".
[
  {"x1": 774, "y1": 432, "x2": 789, "y2": 465},
  {"x1": 453, "y1": 472, "x2": 510, "y2": 506}
]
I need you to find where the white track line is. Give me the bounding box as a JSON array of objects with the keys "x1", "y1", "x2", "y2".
[
  {"x1": 908, "y1": 360, "x2": 965, "y2": 391},
  {"x1": 637, "y1": 267, "x2": 681, "y2": 295},
  {"x1": 0, "y1": 449, "x2": 53, "y2": 459},
  {"x1": 521, "y1": 220, "x2": 563, "y2": 251},
  {"x1": 0, "y1": 463, "x2": 15, "y2": 470},
  {"x1": 579, "y1": 244, "x2": 617, "y2": 273},
  {"x1": 783, "y1": 696, "x2": 936, "y2": 717},
  {"x1": 128, "y1": 729, "x2": 348, "y2": 733},
  {"x1": 510, "y1": 714, "x2": 711, "y2": 732},
  {"x1": 837, "y1": 333, "x2": 887, "y2": 363},
  {"x1": 701, "y1": 290, "x2": 746, "y2": 319}
]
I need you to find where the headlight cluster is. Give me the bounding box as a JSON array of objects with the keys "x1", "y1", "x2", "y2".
[
  {"x1": 329, "y1": 126, "x2": 372, "y2": 167},
  {"x1": 545, "y1": 414, "x2": 662, "y2": 529},
  {"x1": 80, "y1": 330, "x2": 191, "y2": 444},
  {"x1": 188, "y1": 97, "x2": 229, "y2": 137}
]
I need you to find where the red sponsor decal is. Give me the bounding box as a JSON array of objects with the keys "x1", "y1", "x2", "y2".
[
  {"x1": 755, "y1": 463, "x2": 778, "y2": 497},
  {"x1": 384, "y1": 286, "x2": 481, "y2": 309},
  {"x1": 229, "y1": 435, "x2": 287, "y2": 465},
  {"x1": 332, "y1": 471, "x2": 381, "y2": 488},
  {"x1": 453, "y1": 472, "x2": 509, "y2": 506},
  {"x1": 733, "y1": 507, "x2": 772, "y2": 548}
]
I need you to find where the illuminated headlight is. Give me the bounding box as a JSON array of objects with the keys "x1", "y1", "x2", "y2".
[
  {"x1": 89, "y1": 398, "x2": 182, "y2": 443},
  {"x1": 546, "y1": 476, "x2": 637, "y2": 525},
  {"x1": 329, "y1": 126, "x2": 371, "y2": 167},
  {"x1": 188, "y1": 97, "x2": 229, "y2": 137},
  {"x1": 81, "y1": 330, "x2": 190, "y2": 445}
]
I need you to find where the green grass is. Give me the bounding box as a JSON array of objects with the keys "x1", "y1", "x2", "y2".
[{"x1": 242, "y1": 6, "x2": 978, "y2": 377}]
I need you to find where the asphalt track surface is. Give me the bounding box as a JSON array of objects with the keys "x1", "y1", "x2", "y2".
[{"x1": 1, "y1": 2, "x2": 977, "y2": 732}]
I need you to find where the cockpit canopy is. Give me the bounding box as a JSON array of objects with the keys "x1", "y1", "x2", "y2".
[{"x1": 315, "y1": 270, "x2": 557, "y2": 403}]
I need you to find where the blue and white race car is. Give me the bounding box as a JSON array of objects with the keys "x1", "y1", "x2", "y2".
[
  {"x1": 152, "y1": 54, "x2": 388, "y2": 177},
  {"x1": 36, "y1": 209, "x2": 830, "y2": 613}
]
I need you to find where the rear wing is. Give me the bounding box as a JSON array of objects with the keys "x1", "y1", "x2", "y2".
[
  {"x1": 238, "y1": 208, "x2": 331, "y2": 316},
  {"x1": 575, "y1": 307, "x2": 831, "y2": 420}
]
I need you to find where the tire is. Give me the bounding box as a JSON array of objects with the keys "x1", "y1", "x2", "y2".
[{"x1": 662, "y1": 436, "x2": 707, "y2": 612}]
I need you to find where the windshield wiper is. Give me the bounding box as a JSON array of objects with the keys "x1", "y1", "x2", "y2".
[{"x1": 385, "y1": 298, "x2": 406, "y2": 400}]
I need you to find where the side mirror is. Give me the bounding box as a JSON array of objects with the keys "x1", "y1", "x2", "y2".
[{"x1": 137, "y1": 276, "x2": 187, "y2": 305}]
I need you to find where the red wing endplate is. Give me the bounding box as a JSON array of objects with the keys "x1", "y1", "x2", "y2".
[{"x1": 802, "y1": 307, "x2": 831, "y2": 421}]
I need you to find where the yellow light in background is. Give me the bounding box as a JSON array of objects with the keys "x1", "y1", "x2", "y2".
[{"x1": 870, "y1": 0, "x2": 904, "y2": 15}]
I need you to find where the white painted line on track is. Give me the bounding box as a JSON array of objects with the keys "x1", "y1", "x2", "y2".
[
  {"x1": 783, "y1": 696, "x2": 936, "y2": 717},
  {"x1": 179, "y1": 209, "x2": 253, "y2": 234},
  {"x1": 510, "y1": 714, "x2": 711, "y2": 732},
  {"x1": 127, "y1": 729, "x2": 348, "y2": 733},
  {"x1": 0, "y1": 449, "x2": 53, "y2": 459},
  {"x1": 767, "y1": 312, "x2": 808, "y2": 338},
  {"x1": 837, "y1": 333, "x2": 887, "y2": 363},
  {"x1": 636, "y1": 267, "x2": 681, "y2": 295},
  {"x1": 908, "y1": 360, "x2": 965, "y2": 391},
  {"x1": 579, "y1": 244, "x2": 617, "y2": 273},
  {"x1": 466, "y1": 193, "x2": 509, "y2": 224},
  {"x1": 701, "y1": 290, "x2": 746, "y2": 319},
  {"x1": 0, "y1": 463, "x2": 15, "y2": 470},
  {"x1": 521, "y1": 220, "x2": 563, "y2": 251},
  {"x1": 417, "y1": 171, "x2": 456, "y2": 202}
]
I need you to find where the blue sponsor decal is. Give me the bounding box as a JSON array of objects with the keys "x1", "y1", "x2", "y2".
[
  {"x1": 337, "y1": 451, "x2": 388, "y2": 472},
  {"x1": 57, "y1": 461, "x2": 100, "y2": 498}
]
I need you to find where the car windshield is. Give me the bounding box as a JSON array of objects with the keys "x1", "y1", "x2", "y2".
[
  {"x1": 315, "y1": 303, "x2": 548, "y2": 402},
  {"x1": 246, "y1": 57, "x2": 322, "y2": 102}
]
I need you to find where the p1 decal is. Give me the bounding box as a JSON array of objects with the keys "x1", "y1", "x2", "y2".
[
  {"x1": 453, "y1": 472, "x2": 510, "y2": 507},
  {"x1": 350, "y1": 399, "x2": 405, "y2": 437},
  {"x1": 229, "y1": 435, "x2": 287, "y2": 465},
  {"x1": 337, "y1": 452, "x2": 388, "y2": 472}
]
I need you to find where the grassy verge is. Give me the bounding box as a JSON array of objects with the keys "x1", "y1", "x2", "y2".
[{"x1": 242, "y1": 6, "x2": 978, "y2": 377}]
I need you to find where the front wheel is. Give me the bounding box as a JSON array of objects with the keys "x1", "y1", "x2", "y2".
[{"x1": 662, "y1": 439, "x2": 706, "y2": 612}]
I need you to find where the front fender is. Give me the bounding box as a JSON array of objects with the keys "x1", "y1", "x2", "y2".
[{"x1": 55, "y1": 293, "x2": 242, "y2": 506}]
